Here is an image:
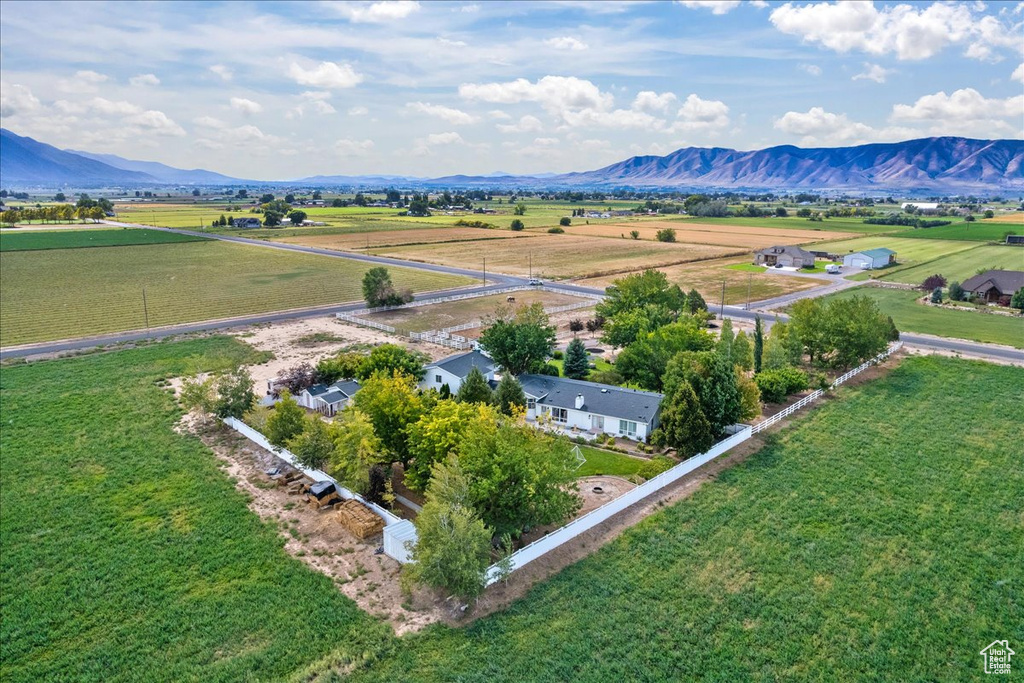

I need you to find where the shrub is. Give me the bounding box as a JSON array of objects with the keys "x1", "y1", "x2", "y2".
[
  {"x1": 920, "y1": 274, "x2": 947, "y2": 291},
  {"x1": 636, "y1": 455, "x2": 675, "y2": 480},
  {"x1": 754, "y1": 367, "x2": 809, "y2": 403},
  {"x1": 930, "y1": 287, "x2": 943, "y2": 304},
  {"x1": 538, "y1": 363, "x2": 560, "y2": 377},
  {"x1": 510, "y1": 219, "x2": 525, "y2": 231},
  {"x1": 655, "y1": 228, "x2": 676, "y2": 243},
  {"x1": 948, "y1": 281, "x2": 965, "y2": 302},
  {"x1": 552, "y1": 350, "x2": 564, "y2": 360},
  {"x1": 547, "y1": 226, "x2": 565, "y2": 234},
  {"x1": 629, "y1": 230, "x2": 640, "y2": 240},
  {"x1": 559, "y1": 216, "x2": 571, "y2": 226}
]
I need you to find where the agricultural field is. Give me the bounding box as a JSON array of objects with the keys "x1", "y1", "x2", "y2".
[
  {"x1": 880, "y1": 245, "x2": 1023, "y2": 285},
  {"x1": 821, "y1": 286, "x2": 1024, "y2": 348},
  {"x1": 0, "y1": 338, "x2": 394, "y2": 682},
  {"x1": 552, "y1": 221, "x2": 857, "y2": 249},
  {"x1": 0, "y1": 241, "x2": 473, "y2": 347},
  {"x1": 276, "y1": 226, "x2": 531, "y2": 251},
  {"x1": 814, "y1": 235, "x2": 978, "y2": 265},
  {"x1": 0, "y1": 227, "x2": 209, "y2": 251},
  {"x1": 363, "y1": 289, "x2": 589, "y2": 333},
  {"x1": 339, "y1": 355, "x2": 1023, "y2": 682},
  {"x1": 368, "y1": 234, "x2": 744, "y2": 280},
  {"x1": 895, "y1": 217, "x2": 1023, "y2": 242},
  {"x1": 672, "y1": 215, "x2": 901, "y2": 234}
]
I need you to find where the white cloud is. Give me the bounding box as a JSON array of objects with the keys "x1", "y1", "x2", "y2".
[
  {"x1": 532, "y1": 137, "x2": 560, "y2": 146},
  {"x1": 775, "y1": 107, "x2": 874, "y2": 142},
  {"x1": 288, "y1": 61, "x2": 363, "y2": 89},
  {"x1": 632, "y1": 91, "x2": 678, "y2": 114},
  {"x1": 129, "y1": 73, "x2": 160, "y2": 87},
  {"x1": 348, "y1": 105, "x2": 369, "y2": 116},
  {"x1": 55, "y1": 97, "x2": 142, "y2": 116},
  {"x1": 770, "y1": 1, "x2": 1021, "y2": 61},
  {"x1": 437, "y1": 37, "x2": 468, "y2": 48},
  {"x1": 460, "y1": 3, "x2": 480, "y2": 12},
  {"x1": 672, "y1": 93, "x2": 730, "y2": 131},
  {"x1": 852, "y1": 63, "x2": 895, "y2": 83},
  {"x1": 497, "y1": 115, "x2": 544, "y2": 133},
  {"x1": 57, "y1": 70, "x2": 110, "y2": 94},
  {"x1": 676, "y1": 1, "x2": 742, "y2": 15},
  {"x1": 460, "y1": 75, "x2": 614, "y2": 114},
  {"x1": 329, "y1": 0, "x2": 420, "y2": 23},
  {"x1": 425, "y1": 131, "x2": 464, "y2": 145},
  {"x1": 209, "y1": 64, "x2": 233, "y2": 81},
  {"x1": 406, "y1": 101, "x2": 479, "y2": 125},
  {"x1": 890, "y1": 88, "x2": 1024, "y2": 136},
  {"x1": 545, "y1": 36, "x2": 589, "y2": 51},
  {"x1": 334, "y1": 138, "x2": 375, "y2": 156},
  {"x1": 0, "y1": 83, "x2": 42, "y2": 117},
  {"x1": 798, "y1": 63, "x2": 822, "y2": 76},
  {"x1": 1012, "y1": 63, "x2": 1024, "y2": 83},
  {"x1": 749, "y1": 0, "x2": 769, "y2": 7},
  {"x1": 488, "y1": 109, "x2": 512, "y2": 120},
  {"x1": 125, "y1": 109, "x2": 186, "y2": 136},
  {"x1": 230, "y1": 97, "x2": 263, "y2": 115}
]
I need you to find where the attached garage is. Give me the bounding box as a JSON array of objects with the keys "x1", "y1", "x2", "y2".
[{"x1": 843, "y1": 248, "x2": 896, "y2": 270}]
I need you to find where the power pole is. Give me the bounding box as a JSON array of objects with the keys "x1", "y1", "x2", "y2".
[
  {"x1": 142, "y1": 288, "x2": 150, "y2": 333},
  {"x1": 746, "y1": 273, "x2": 752, "y2": 311},
  {"x1": 483, "y1": 256, "x2": 486, "y2": 286},
  {"x1": 529, "y1": 252, "x2": 532, "y2": 279},
  {"x1": 720, "y1": 280, "x2": 726, "y2": 320}
]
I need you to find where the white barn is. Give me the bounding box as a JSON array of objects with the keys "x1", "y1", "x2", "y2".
[{"x1": 420, "y1": 350, "x2": 497, "y2": 394}]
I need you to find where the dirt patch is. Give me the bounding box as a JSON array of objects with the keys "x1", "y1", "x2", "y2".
[{"x1": 577, "y1": 476, "x2": 637, "y2": 515}]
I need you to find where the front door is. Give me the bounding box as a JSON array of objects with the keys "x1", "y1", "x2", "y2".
[{"x1": 591, "y1": 415, "x2": 604, "y2": 432}]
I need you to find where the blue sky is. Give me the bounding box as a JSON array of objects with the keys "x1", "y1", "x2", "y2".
[{"x1": 1, "y1": 0, "x2": 1021, "y2": 180}]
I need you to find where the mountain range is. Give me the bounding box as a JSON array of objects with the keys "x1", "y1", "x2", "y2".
[{"x1": 1, "y1": 127, "x2": 1021, "y2": 192}]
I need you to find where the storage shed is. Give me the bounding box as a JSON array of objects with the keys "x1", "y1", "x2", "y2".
[{"x1": 843, "y1": 248, "x2": 896, "y2": 269}]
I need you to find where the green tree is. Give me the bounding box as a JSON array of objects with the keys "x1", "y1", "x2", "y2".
[
  {"x1": 983, "y1": 209, "x2": 994, "y2": 219},
  {"x1": 357, "y1": 343, "x2": 426, "y2": 381},
  {"x1": 456, "y1": 367, "x2": 494, "y2": 404},
  {"x1": 328, "y1": 407, "x2": 385, "y2": 495},
  {"x1": 353, "y1": 372, "x2": 424, "y2": 464},
  {"x1": 562, "y1": 338, "x2": 589, "y2": 380},
  {"x1": 1011, "y1": 288, "x2": 1024, "y2": 313},
  {"x1": 262, "y1": 210, "x2": 283, "y2": 227},
  {"x1": 407, "y1": 457, "x2": 492, "y2": 601},
  {"x1": 460, "y1": 423, "x2": 581, "y2": 538},
  {"x1": 510, "y1": 219, "x2": 525, "y2": 231},
  {"x1": 405, "y1": 400, "x2": 498, "y2": 491},
  {"x1": 736, "y1": 368, "x2": 761, "y2": 421},
  {"x1": 655, "y1": 227, "x2": 676, "y2": 242},
  {"x1": 931, "y1": 286, "x2": 943, "y2": 304},
  {"x1": 266, "y1": 391, "x2": 306, "y2": 447},
  {"x1": 180, "y1": 375, "x2": 217, "y2": 424},
  {"x1": 733, "y1": 330, "x2": 753, "y2": 371},
  {"x1": 362, "y1": 266, "x2": 413, "y2": 308},
  {"x1": 753, "y1": 315, "x2": 764, "y2": 373},
  {"x1": 685, "y1": 288, "x2": 707, "y2": 315},
  {"x1": 789, "y1": 298, "x2": 828, "y2": 364},
  {"x1": 314, "y1": 351, "x2": 366, "y2": 384},
  {"x1": 948, "y1": 281, "x2": 965, "y2": 302},
  {"x1": 493, "y1": 374, "x2": 526, "y2": 415},
  {"x1": 597, "y1": 269, "x2": 685, "y2": 321},
  {"x1": 601, "y1": 305, "x2": 674, "y2": 348},
  {"x1": 287, "y1": 210, "x2": 307, "y2": 225},
  {"x1": 287, "y1": 415, "x2": 335, "y2": 470},
  {"x1": 615, "y1": 317, "x2": 714, "y2": 391},
  {"x1": 559, "y1": 216, "x2": 571, "y2": 226},
  {"x1": 629, "y1": 229, "x2": 640, "y2": 239},
  {"x1": 824, "y1": 295, "x2": 892, "y2": 368},
  {"x1": 478, "y1": 303, "x2": 556, "y2": 376},
  {"x1": 664, "y1": 351, "x2": 741, "y2": 434},
  {"x1": 716, "y1": 318, "x2": 734, "y2": 363},
  {"x1": 652, "y1": 381, "x2": 713, "y2": 458},
  {"x1": 214, "y1": 366, "x2": 255, "y2": 419},
  {"x1": 513, "y1": 202, "x2": 527, "y2": 215},
  {"x1": 762, "y1": 323, "x2": 791, "y2": 371}
]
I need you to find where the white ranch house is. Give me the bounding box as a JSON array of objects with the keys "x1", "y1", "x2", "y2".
[
  {"x1": 420, "y1": 350, "x2": 497, "y2": 394},
  {"x1": 297, "y1": 379, "x2": 361, "y2": 416}
]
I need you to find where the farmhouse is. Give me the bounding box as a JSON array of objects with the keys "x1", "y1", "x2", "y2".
[
  {"x1": 518, "y1": 374, "x2": 664, "y2": 441},
  {"x1": 960, "y1": 269, "x2": 1024, "y2": 303},
  {"x1": 420, "y1": 349, "x2": 497, "y2": 394},
  {"x1": 755, "y1": 245, "x2": 815, "y2": 268},
  {"x1": 298, "y1": 379, "x2": 361, "y2": 416},
  {"x1": 842, "y1": 248, "x2": 896, "y2": 269},
  {"x1": 232, "y1": 217, "x2": 262, "y2": 229}
]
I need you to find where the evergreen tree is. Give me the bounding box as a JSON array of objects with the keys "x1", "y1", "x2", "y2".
[
  {"x1": 686, "y1": 288, "x2": 707, "y2": 314},
  {"x1": 652, "y1": 381, "x2": 713, "y2": 458},
  {"x1": 753, "y1": 315, "x2": 764, "y2": 374},
  {"x1": 716, "y1": 318, "x2": 734, "y2": 363},
  {"x1": 733, "y1": 330, "x2": 753, "y2": 371},
  {"x1": 494, "y1": 374, "x2": 526, "y2": 415},
  {"x1": 562, "y1": 338, "x2": 589, "y2": 380},
  {"x1": 456, "y1": 366, "x2": 493, "y2": 404}
]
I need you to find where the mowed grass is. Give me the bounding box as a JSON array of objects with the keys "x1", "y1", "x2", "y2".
[
  {"x1": 0, "y1": 338, "x2": 393, "y2": 682},
  {"x1": 0, "y1": 228, "x2": 209, "y2": 251},
  {"x1": 813, "y1": 235, "x2": 977, "y2": 264},
  {"x1": 0, "y1": 241, "x2": 473, "y2": 346},
  {"x1": 896, "y1": 216, "x2": 1023, "y2": 242},
  {"x1": 369, "y1": 234, "x2": 743, "y2": 279},
  {"x1": 340, "y1": 356, "x2": 1023, "y2": 682},
  {"x1": 575, "y1": 446, "x2": 644, "y2": 478},
  {"x1": 880, "y1": 245, "x2": 1023, "y2": 285},
  {"x1": 822, "y1": 286, "x2": 1024, "y2": 348}
]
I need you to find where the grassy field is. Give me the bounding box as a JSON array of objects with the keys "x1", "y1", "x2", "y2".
[
  {"x1": 337, "y1": 355, "x2": 1023, "y2": 682},
  {"x1": 575, "y1": 446, "x2": 645, "y2": 478},
  {"x1": 823, "y1": 286, "x2": 1024, "y2": 348},
  {"x1": 0, "y1": 228, "x2": 209, "y2": 251},
  {"x1": 0, "y1": 241, "x2": 473, "y2": 347},
  {"x1": 552, "y1": 221, "x2": 856, "y2": 249},
  {"x1": 880, "y1": 245, "x2": 1023, "y2": 285},
  {"x1": 813, "y1": 235, "x2": 977, "y2": 264},
  {"x1": 277, "y1": 227, "x2": 531, "y2": 251},
  {"x1": 0, "y1": 338, "x2": 393, "y2": 682},
  {"x1": 672, "y1": 215, "x2": 900, "y2": 234},
  {"x1": 895, "y1": 217, "x2": 1022, "y2": 242}
]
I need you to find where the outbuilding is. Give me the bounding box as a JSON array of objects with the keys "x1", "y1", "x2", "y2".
[{"x1": 843, "y1": 248, "x2": 896, "y2": 269}]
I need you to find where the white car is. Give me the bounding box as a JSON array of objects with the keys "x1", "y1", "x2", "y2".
[
  {"x1": 825, "y1": 264, "x2": 841, "y2": 274},
  {"x1": 528, "y1": 278, "x2": 543, "y2": 286}
]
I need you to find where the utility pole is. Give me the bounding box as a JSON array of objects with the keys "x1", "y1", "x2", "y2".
[
  {"x1": 142, "y1": 288, "x2": 150, "y2": 333},
  {"x1": 746, "y1": 273, "x2": 752, "y2": 311},
  {"x1": 483, "y1": 256, "x2": 486, "y2": 286},
  {"x1": 529, "y1": 252, "x2": 532, "y2": 279},
  {"x1": 720, "y1": 280, "x2": 726, "y2": 320}
]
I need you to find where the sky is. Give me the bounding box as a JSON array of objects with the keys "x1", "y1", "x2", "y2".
[{"x1": 1, "y1": 0, "x2": 1022, "y2": 181}]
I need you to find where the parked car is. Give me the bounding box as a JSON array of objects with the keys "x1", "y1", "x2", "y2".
[
  {"x1": 529, "y1": 278, "x2": 543, "y2": 286},
  {"x1": 825, "y1": 264, "x2": 841, "y2": 274}
]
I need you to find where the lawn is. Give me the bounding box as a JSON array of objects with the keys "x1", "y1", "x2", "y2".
[
  {"x1": 822, "y1": 286, "x2": 1024, "y2": 348},
  {"x1": 575, "y1": 446, "x2": 644, "y2": 478},
  {"x1": 0, "y1": 338, "x2": 393, "y2": 682},
  {"x1": 338, "y1": 356, "x2": 1023, "y2": 682},
  {"x1": 881, "y1": 245, "x2": 1024, "y2": 286},
  {"x1": 0, "y1": 241, "x2": 474, "y2": 346},
  {"x1": 0, "y1": 227, "x2": 210, "y2": 251}
]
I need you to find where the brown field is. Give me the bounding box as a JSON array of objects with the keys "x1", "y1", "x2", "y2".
[
  {"x1": 363, "y1": 289, "x2": 588, "y2": 333},
  {"x1": 368, "y1": 234, "x2": 744, "y2": 279},
  {"x1": 276, "y1": 227, "x2": 532, "y2": 251},
  {"x1": 560, "y1": 221, "x2": 856, "y2": 248},
  {"x1": 578, "y1": 255, "x2": 828, "y2": 306},
  {"x1": 986, "y1": 212, "x2": 1024, "y2": 224}
]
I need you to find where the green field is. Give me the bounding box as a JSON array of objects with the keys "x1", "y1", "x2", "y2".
[
  {"x1": 823, "y1": 286, "x2": 1024, "y2": 348},
  {"x1": 881, "y1": 245, "x2": 1024, "y2": 285},
  {"x1": 0, "y1": 241, "x2": 473, "y2": 347},
  {"x1": 0, "y1": 228, "x2": 210, "y2": 251},
  {"x1": 814, "y1": 235, "x2": 977, "y2": 265},
  {"x1": 895, "y1": 220, "x2": 1022, "y2": 242},
  {"x1": 575, "y1": 446, "x2": 645, "y2": 477},
  {"x1": 0, "y1": 338, "x2": 393, "y2": 682}
]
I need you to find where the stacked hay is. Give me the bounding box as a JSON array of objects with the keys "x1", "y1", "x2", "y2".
[{"x1": 336, "y1": 499, "x2": 384, "y2": 539}]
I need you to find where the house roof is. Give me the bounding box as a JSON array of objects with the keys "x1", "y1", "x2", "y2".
[
  {"x1": 756, "y1": 245, "x2": 815, "y2": 258},
  {"x1": 855, "y1": 248, "x2": 896, "y2": 259},
  {"x1": 306, "y1": 379, "x2": 361, "y2": 402},
  {"x1": 519, "y1": 374, "x2": 664, "y2": 424},
  {"x1": 961, "y1": 269, "x2": 1024, "y2": 294},
  {"x1": 426, "y1": 349, "x2": 496, "y2": 379}
]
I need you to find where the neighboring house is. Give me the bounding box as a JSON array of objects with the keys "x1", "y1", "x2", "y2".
[
  {"x1": 420, "y1": 350, "x2": 497, "y2": 394},
  {"x1": 755, "y1": 245, "x2": 816, "y2": 268},
  {"x1": 960, "y1": 269, "x2": 1024, "y2": 303},
  {"x1": 901, "y1": 201, "x2": 941, "y2": 214},
  {"x1": 232, "y1": 217, "x2": 262, "y2": 229},
  {"x1": 842, "y1": 248, "x2": 896, "y2": 269},
  {"x1": 518, "y1": 374, "x2": 664, "y2": 442},
  {"x1": 297, "y1": 379, "x2": 361, "y2": 416},
  {"x1": 1006, "y1": 234, "x2": 1023, "y2": 245}
]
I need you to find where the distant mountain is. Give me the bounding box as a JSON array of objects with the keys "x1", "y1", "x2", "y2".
[
  {"x1": 0, "y1": 128, "x2": 157, "y2": 185},
  {"x1": 66, "y1": 149, "x2": 243, "y2": 185}
]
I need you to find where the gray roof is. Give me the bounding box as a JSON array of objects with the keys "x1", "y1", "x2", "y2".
[
  {"x1": 519, "y1": 374, "x2": 664, "y2": 424},
  {"x1": 427, "y1": 350, "x2": 496, "y2": 379},
  {"x1": 306, "y1": 379, "x2": 361, "y2": 402},
  {"x1": 756, "y1": 245, "x2": 815, "y2": 258},
  {"x1": 961, "y1": 269, "x2": 1024, "y2": 294}
]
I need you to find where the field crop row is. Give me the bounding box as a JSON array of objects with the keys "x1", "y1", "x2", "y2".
[{"x1": 0, "y1": 227, "x2": 209, "y2": 251}]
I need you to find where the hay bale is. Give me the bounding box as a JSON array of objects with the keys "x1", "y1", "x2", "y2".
[{"x1": 336, "y1": 499, "x2": 384, "y2": 539}]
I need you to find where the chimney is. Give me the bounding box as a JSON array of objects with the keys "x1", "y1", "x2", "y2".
[{"x1": 575, "y1": 394, "x2": 585, "y2": 410}]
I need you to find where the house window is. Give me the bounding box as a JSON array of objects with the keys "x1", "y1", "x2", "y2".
[
  {"x1": 591, "y1": 415, "x2": 604, "y2": 431},
  {"x1": 435, "y1": 374, "x2": 442, "y2": 384},
  {"x1": 552, "y1": 407, "x2": 568, "y2": 424},
  {"x1": 527, "y1": 398, "x2": 536, "y2": 410},
  {"x1": 618, "y1": 419, "x2": 637, "y2": 438}
]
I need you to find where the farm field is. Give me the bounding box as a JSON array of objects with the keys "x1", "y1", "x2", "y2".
[
  {"x1": 822, "y1": 286, "x2": 1024, "y2": 348},
  {"x1": 368, "y1": 234, "x2": 744, "y2": 279},
  {"x1": 578, "y1": 255, "x2": 828, "y2": 306},
  {"x1": 0, "y1": 241, "x2": 473, "y2": 347},
  {"x1": 0, "y1": 227, "x2": 209, "y2": 251},
  {"x1": 276, "y1": 226, "x2": 531, "y2": 251},
  {"x1": 553, "y1": 220, "x2": 857, "y2": 248},
  {"x1": 813, "y1": 235, "x2": 977, "y2": 265},
  {"x1": 340, "y1": 355, "x2": 1024, "y2": 682},
  {"x1": 880, "y1": 245, "x2": 1023, "y2": 285},
  {"x1": 363, "y1": 289, "x2": 589, "y2": 333},
  {"x1": 895, "y1": 218, "x2": 1022, "y2": 242},
  {"x1": 672, "y1": 215, "x2": 900, "y2": 234},
  {"x1": 0, "y1": 338, "x2": 394, "y2": 682}
]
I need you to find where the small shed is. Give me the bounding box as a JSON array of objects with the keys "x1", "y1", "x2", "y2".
[
  {"x1": 843, "y1": 248, "x2": 896, "y2": 269},
  {"x1": 382, "y1": 519, "x2": 418, "y2": 563}
]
